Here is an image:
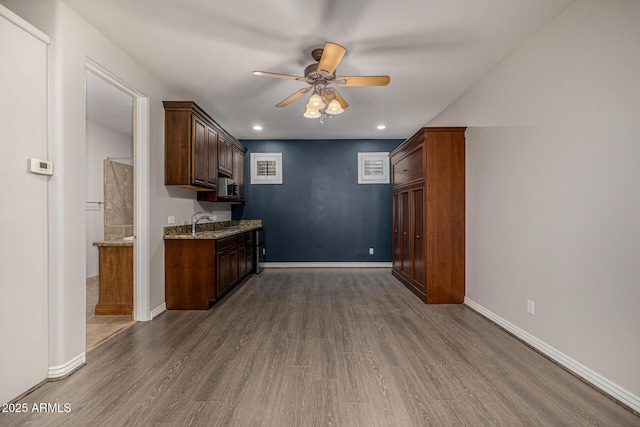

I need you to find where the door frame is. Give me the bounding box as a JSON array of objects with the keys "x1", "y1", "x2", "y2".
[{"x1": 85, "y1": 58, "x2": 151, "y2": 321}]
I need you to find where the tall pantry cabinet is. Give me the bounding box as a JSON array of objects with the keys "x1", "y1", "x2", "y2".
[{"x1": 390, "y1": 127, "x2": 465, "y2": 304}]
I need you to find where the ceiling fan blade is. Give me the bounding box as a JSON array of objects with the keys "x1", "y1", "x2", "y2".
[
  {"x1": 253, "y1": 71, "x2": 305, "y2": 81},
  {"x1": 275, "y1": 87, "x2": 311, "y2": 107},
  {"x1": 329, "y1": 88, "x2": 349, "y2": 109},
  {"x1": 317, "y1": 42, "x2": 346, "y2": 76},
  {"x1": 335, "y1": 75, "x2": 391, "y2": 86}
]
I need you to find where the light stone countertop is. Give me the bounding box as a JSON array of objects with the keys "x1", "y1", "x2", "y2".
[
  {"x1": 93, "y1": 238, "x2": 134, "y2": 247},
  {"x1": 163, "y1": 219, "x2": 262, "y2": 240}
]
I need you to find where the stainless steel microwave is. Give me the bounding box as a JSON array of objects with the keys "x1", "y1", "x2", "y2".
[{"x1": 218, "y1": 177, "x2": 238, "y2": 199}]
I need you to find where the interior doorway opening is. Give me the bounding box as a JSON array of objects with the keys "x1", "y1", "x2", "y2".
[
  {"x1": 85, "y1": 70, "x2": 135, "y2": 349},
  {"x1": 84, "y1": 60, "x2": 151, "y2": 351}
]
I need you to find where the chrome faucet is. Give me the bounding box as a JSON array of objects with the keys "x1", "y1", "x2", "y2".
[{"x1": 191, "y1": 212, "x2": 216, "y2": 234}]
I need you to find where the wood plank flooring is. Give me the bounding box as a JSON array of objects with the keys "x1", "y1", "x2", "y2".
[{"x1": 2, "y1": 268, "x2": 638, "y2": 426}]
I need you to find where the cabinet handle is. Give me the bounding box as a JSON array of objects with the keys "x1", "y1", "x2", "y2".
[
  {"x1": 403, "y1": 232, "x2": 407, "y2": 235},
  {"x1": 403, "y1": 169, "x2": 408, "y2": 172},
  {"x1": 416, "y1": 235, "x2": 421, "y2": 239},
  {"x1": 394, "y1": 230, "x2": 398, "y2": 233}
]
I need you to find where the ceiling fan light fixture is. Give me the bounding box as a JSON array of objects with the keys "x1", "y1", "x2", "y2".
[
  {"x1": 304, "y1": 108, "x2": 321, "y2": 119},
  {"x1": 327, "y1": 99, "x2": 344, "y2": 115},
  {"x1": 253, "y1": 42, "x2": 390, "y2": 123},
  {"x1": 306, "y1": 94, "x2": 326, "y2": 110}
]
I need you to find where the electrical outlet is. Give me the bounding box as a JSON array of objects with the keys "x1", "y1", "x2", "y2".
[
  {"x1": 168, "y1": 216, "x2": 175, "y2": 224},
  {"x1": 369, "y1": 247, "x2": 374, "y2": 255},
  {"x1": 527, "y1": 299, "x2": 535, "y2": 315}
]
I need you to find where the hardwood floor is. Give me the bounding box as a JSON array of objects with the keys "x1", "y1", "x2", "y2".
[
  {"x1": 86, "y1": 277, "x2": 135, "y2": 351},
  {"x1": 3, "y1": 269, "x2": 638, "y2": 426}
]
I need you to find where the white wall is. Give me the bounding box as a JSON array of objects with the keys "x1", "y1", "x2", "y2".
[
  {"x1": 0, "y1": 4, "x2": 49, "y2": 404},
  {"x1": 429, "y1": 0, "x2": 640, "y2": 405},
  {"x1": 0, "y1": 0, "x2": 231, "y2": 401},
  {"x1": 85, "y1": 120, "x2": 133, "y2": 278}
]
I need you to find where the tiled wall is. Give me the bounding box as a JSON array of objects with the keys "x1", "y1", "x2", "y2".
[{"x1": 103, "y1": 159, "x2": 133, "y2": 240}]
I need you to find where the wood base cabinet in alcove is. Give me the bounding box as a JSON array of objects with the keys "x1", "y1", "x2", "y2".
[{"x1": 390, "y1": 127, "x2": 465, "y2": 304}]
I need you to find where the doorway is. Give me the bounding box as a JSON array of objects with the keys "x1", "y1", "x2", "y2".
[
  {"x1": 84, "y1": 60, "x2": 151, "y2": 350},
  {"x1": 85, "y1": 70, "x2": 135, "y2": 349}
]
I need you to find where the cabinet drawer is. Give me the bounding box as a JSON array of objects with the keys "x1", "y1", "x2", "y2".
[
  {"x1": 393, "y1": 146, "x2": 423, "y2": 186},
  {"x1": 216, "y1": 235, "x2": 238, "y2": 251}
]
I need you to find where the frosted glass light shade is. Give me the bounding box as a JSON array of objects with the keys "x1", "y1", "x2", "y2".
[
  {"x1": 327, "y1": 99, "x2": 344, "y2": 114},
  {"x1": 304, "y1": 108, "x2": 321, "y2": 118},
  {"x1": 306, "y1": 94, "x2": 326, "y2": 110}
]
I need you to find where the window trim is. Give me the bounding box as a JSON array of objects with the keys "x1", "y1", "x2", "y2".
[
  {"x1": 358, "y1": 152, "x2": 390, "y2": 184},
  {"x1": 250, "y1": 152, "x2": 283, "y2": 184}
]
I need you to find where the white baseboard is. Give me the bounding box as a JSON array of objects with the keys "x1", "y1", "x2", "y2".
[
  {"x1": 150, "y1": 303, "x2": 167, "y2": 320},
  {"x1": 261, "y1": 262, "x2": 392, "y2": 268},
  {"x1": 464, "y1": 297, "x2": 640, "y2": 413},
  {"x1": 47, "y1": 353, "x2": 85, "y2": 379}
]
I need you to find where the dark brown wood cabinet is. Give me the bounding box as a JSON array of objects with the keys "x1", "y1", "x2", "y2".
[
  {"x1": 165, "y1": 230, "x2": 257, "y2": 309},
  {"x1": 165, "y1": 239, "x2": 216, "y2": 310},
  {"x1": 232, "y1": 145, "x2": 246, "y2": 201},
  {"x1": 206, "y1": 127, "x2": 219, "y2": 188},
  {"x1": 216, "y1": 235, "x2": 239, "y2": 298},
  {"x1": 390, "y1": 127, "x2": 465, "y2": 304},
  {"x1": 163, "y1": 101, "x2": 219, "y2": 191},
  {"x1": 217, "y1": 134, "x2": 233, "y2": 177},
  {"x1": 164, "y1": 101, "x2": 247, "y2": 202},
  {"x1": 245, "y1": 234, "x2": 254, "y2": 277},
  {"x1": 237, "y1": 233, "x2": 247, "y2": 278}
]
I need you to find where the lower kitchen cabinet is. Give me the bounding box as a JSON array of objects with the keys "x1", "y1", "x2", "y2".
[
  {"x1": 165, "y1": 230, "x2": 257, "y2": 310},
  {"x1": 165, "y1": 239, "x2": 216, "y2": 310},
  {"x1": 216, "y1": 235, "x2": 239, "y2": 298}
]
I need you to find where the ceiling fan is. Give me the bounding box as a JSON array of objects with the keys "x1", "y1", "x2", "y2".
[{"x1": 252, "y1": 42, "x2": 390, "y2": 119}]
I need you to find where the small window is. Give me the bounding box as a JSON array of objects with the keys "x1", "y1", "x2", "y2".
[
  {"x1": 251, "y1": 153, "x2": 282, "y2": 184},
  {"x1": 358, "y1": 152, "x2": 389, "y2": 184}
]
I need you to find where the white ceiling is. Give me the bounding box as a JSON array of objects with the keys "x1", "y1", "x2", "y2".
[{"x1": 68, "y1": 0, "x2": 575, "y2": 140}]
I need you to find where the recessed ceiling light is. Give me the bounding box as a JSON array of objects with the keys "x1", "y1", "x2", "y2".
[
  {"x1": 377, "y1": 125, "x2": 386, "y2": 130},
  {"x1": 253, "y1": 125, "x2": 263, "y2": 131}
]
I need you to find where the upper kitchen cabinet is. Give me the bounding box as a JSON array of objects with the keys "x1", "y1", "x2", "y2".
[
  {"x1": 163, "y1": 101, "x2": 246, "y2": 194},
  {"x1": 232, "y1": 145, "x2": 246, "y2": 201},
  {"x1": 217, "y1": 133, "x2": 233, "y2": 177}
]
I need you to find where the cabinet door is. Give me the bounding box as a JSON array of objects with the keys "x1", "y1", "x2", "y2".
[
  {"x1": 217, "y1": 249, "x2": 232, "y2": 297},
  {"x1": 229, "y1": 246, "x2": 239, "y2": 285},
  {"x1": 206, "y1": 127, "x2": 218, "y2": 189},
  {"x1": 232, "y1": 146, "x2": 245, "y2": 201},
  {"x1": 392, "y1": 193, "x2": 401, "y2": 272},
  {"x1": 246, "y1": 236, "x2": 255, "y2": 275},
  {"x1": 400, "y1": 190, "x2": 411, "y2": 279},
  {"x1": 411, "y1": 187, "x2": 425, "y2": 290},
  {"x1": 192, "y1": 116, "x2": 207, "y2": 186},
  {"x1": 226, "y1": 140, "x2": 234, "y2": 176},
  {"x1": 218, "y1": 135, "x2": 232, "y2": 177},
  {"x1": 238, "y1": 242, "x2": 247, "y2": 278}
]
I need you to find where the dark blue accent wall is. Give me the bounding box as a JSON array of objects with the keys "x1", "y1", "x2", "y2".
[{"x1": 232, "y1": 139, "x2": 403, "y2": 262}]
